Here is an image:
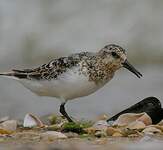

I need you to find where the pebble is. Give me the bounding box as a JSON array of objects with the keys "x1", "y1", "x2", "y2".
[
  {"x1": 64, "y1": 132, "x2": 79, "y2": 138},
  {"x1": 84, "y1": 127, "x2": 96, "y2": 135},
  {"x1": 142, "y1": 126, "x2": 162, "y2": 134},
  {"x1": 93, "y1": 120, "x2": 108, "y2": 131},
  {"x1": 112, "y1": 132, "x2": 123, "y2": 137},
  {"x1": 0, "y1": 128, "x2": 13, "y2": 135},
  {"x1": 40, "y1": 131, "x2": 67, "y2": 141},
  {"x1": 106, "y1": 127, "x2": 121, "y2": 136},
  {"x1": 95, "y1": 131, "x2": 107, "y2": 138},
  {"x1": 0, "y1": 120, "x2": 17, "y2": 131}
]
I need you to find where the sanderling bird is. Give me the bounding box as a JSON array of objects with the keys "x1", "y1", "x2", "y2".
[{"x1": 0, "y1": 44, "x2": 142, "y2": 122}]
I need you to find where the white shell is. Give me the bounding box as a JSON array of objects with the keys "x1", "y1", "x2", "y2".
[
  {"x1": 23, "y1": 113, "x2": 44, "y2": 128},
  {"x1": 113, "y1": 113, "x2": 152, "y2": 126},
  {"x1": 0, "y1": 120, "x2": 17, "y2": 131}
]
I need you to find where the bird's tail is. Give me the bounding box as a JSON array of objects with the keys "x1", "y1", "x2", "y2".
[
  {"x1": 0, "y1": 71, "x2": 27, "y2": 79},
  {"x1": 0, "y1": 72, "x2": 16, "y2": 79},
  {"x1": 0, "y1": 72, "x2": 14, "y2": 76}
]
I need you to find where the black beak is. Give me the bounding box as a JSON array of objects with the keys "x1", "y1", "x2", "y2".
[{"x1": 122, "y1": 60, "x2": 142, "y2": 78}]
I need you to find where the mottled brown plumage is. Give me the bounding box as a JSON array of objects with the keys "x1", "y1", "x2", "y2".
[
  {"x1": 12, "y1": 52, "x2": 93, "y2": 80},
  {"x1": 0, "y1": 44, "x2": 142, "y2": 122},
  {"x1": 8, "y1": 44, "x2": 128, "y2": 84}
]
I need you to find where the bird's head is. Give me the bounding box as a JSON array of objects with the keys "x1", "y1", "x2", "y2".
[{"x1": 98, "y1": 44, "x2": 142, "y2": 78}]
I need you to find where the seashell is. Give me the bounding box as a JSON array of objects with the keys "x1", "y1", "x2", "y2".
[
  {"x1": 127, "y1": 120, "x2": 146, "y2": 130},
  {"x1": 157, "y1": 120, "x2": 163, "y2": 126},
  {"x1": 142, "y1": 126, "x2": 162, "y2": 134},
  {"x1": 23, "y1": 113, "x2": 44, "y2": 128},
  {"x1": 0, "y1": 120, "x2": 17, "y2": 131},
  {"x1": 145, "y1": 125, "x2": 163, "y2": 132},
  {"x1": 113, "y1": 113, "x2": 152, "y2": 126},
  {"x1": 137, "y1": 113, "x2": 152, "y2": 125}
]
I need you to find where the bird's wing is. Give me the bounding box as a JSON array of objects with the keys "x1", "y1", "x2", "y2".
[{"x1": 4, "y1": 52, "x2": 93, "y2": 80}]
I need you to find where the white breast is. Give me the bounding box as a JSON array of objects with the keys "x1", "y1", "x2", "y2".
[{"x1": 19, "y1": 67, "x2": 108, "y2": 101}]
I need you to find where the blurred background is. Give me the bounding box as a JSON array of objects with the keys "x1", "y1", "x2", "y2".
[{"x1": 0, "y1": 0, "x2": 163, "y2": 120}]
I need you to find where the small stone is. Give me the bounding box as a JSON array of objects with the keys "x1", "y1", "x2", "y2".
[
  {"x1": 95, "y1": 138, "x2": 108, "y2": 145},
  {"x1": 121, "y1": 128, "x2": 138, "y2": 137},
  {"x1": 128, "y1": 133, "x2": 141, "y2": 138},
  {"x1": 95, "y1": 131, "x2": 107, "y2": 138},
  {"x1": 107, "y1": 121, "x2": 115, "y2": 126},
  {"x1": 46, "y1": 124, "x2": 60, "y2": 131},
  {"x1": 14, "y1": 131, "x2": 40, "y2": 139},
  {"x1": 84, "y1": 127, "x2": 96, "y2": 135},
  {"x1": 40, "y1": 131, "x2": 67, "y2": 141},
  {"x1": 0, "y1": 128, "x2": 13, "y2": 135},
  {"x1": 0, "y1": 120, "x2": 17, "y2": 131},
  {"x1": 112, "y1": 132, "x2": 123, "y2": 137},
  {"x1": 142, "y1": 126, "x2": 162, "y2": 134},
  {"x1": 64, "y1": 132, "x2": 79, "y2": 138},
  {"x1": 106, "y1": 127, "x2": 121, "y2": 136},
  {"x1": 93, "y1": 120, "x2": 108, "y2": 131}
]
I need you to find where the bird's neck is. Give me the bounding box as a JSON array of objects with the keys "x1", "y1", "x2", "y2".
[{"x1": 80, "y1": 54, "x2": 117, "y2": 84}]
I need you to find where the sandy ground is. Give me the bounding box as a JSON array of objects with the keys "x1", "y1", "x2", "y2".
[
  {"x1": 0, "y1": 129, "x2": 163, "y2": 150},
  {"x1": 0, "y1": 136, "x2": 140, "y2": 150}
]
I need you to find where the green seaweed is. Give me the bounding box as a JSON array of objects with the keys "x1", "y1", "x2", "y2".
[
  {"x1": 62, "y1": 121, "x2": 93, "y2": 134},
  {"x1": 46, "y1": 125, "x2": 60, "y2": 131}
]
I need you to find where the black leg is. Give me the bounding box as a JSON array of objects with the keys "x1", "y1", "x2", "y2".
[{"x1": 60, "y1": 102, "x2": 73, "y2": 122}]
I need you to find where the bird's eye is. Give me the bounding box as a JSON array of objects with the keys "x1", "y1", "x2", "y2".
[{"x1": 111, "y1": 52, "x2": 120, "y2": 58}]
